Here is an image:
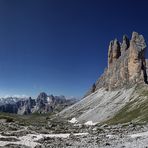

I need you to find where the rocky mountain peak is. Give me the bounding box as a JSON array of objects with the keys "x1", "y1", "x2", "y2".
[
  {"x1": 36, "y1": 92, "x2": 48, "y2": 103},
  {"x1": 87, "y1": 32, "x2": 147, "y2": 95},
  {"x1": 108, "y1": 39, "x2": 121, "y2": 69},
  {"x1": 121, "y1": 35, "x2": 130, "y2": 54},
  {"x1": 37, "y1": 92, "x2": 48, "y2": 99}
]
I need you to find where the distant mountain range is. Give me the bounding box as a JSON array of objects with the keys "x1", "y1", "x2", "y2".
[{"x1": 0, "y1": 92, "x2": 78, "y2": 115}]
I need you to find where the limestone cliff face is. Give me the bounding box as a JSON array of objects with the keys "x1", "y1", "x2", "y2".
[{"x1": 87, "y1": 32, "x2": 147, "y2": 94}]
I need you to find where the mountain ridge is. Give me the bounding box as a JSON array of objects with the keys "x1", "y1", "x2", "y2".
[{"x1": 0, "y1": 92, "x2": 78, "y2": 115}]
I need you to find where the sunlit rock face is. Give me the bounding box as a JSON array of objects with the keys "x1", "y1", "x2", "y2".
[
  {"x1": 128, "y1": 32, "x2": 147, "y2": 83},
  {"x1": 87, "y1": 32, "x2": 147, "y2": 94},
  {"x1": 108, "y1": 39, "x2": 121, "y2": 69}
]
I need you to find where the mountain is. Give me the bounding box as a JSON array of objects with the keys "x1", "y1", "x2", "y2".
[
  {"x1": 0, "y1": 97, "x2": 27, "y2": 105},
  {"x1": 0, "y1": 92, "x2": 78, "y2": 115},
  {"x1": 58, "y1": 32, "x2": 148, "y2": 125}
]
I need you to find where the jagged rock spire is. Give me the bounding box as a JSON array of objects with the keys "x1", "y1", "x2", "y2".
[
  {"x1": 121, "y1": 35, "x2": 130, "y2": 55},
  {"x1": 92, "y1": 32, "x2": 148, "y2": 92},
  {"x1": 108, "y1": 39, "x2": 121, "y2": 68},
  {"x1": 128, "y1": 32, "x2": 147, "y2": 83}
]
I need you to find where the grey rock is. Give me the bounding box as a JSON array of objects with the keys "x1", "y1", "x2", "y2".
[{"x1": 0, "y1": 93, "x2": 78, "y2": 115}]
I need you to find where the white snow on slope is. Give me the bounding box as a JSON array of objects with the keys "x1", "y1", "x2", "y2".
[
  {"x1": 69, "y1": 117, "x2": 78, "y2": 123},
  {"x1": 85, "y1": 121, "x2": 97, "y2": 126}
]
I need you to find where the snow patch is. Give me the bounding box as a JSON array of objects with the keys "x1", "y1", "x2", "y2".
[
  {"x1": 69, "y1": 117, "x2": 78, "y2": 123},
  {"x1": 84, "y1": 121, "x2": 97, "y2": 126}
]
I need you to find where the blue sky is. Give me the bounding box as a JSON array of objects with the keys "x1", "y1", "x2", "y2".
[{"x1": 0, "y1": 0, "x2": 148, "y2": 97}]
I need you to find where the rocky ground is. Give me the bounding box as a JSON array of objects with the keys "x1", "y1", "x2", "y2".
[{"x1": 1, "y1": 116, "x2": 148, "y2": 148}]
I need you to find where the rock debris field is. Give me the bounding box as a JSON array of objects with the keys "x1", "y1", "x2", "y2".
[{"x1": 1, "y1": 118, "x2": 148, "y2": 148}]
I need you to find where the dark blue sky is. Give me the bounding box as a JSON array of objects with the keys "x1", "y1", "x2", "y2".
[{"x1": 0, "y1": 0, "x2": 148, "y2": 97}]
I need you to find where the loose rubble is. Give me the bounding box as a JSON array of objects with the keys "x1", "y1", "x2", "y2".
[{"x1": 1, "y1": 118, "x2": 148, "y2": 148}]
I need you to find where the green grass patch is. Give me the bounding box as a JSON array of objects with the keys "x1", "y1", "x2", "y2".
[
  {"x1": 104, "y1": 85, "x2": 148, "y2": 125},
  {"x1": 0, "y1": 112, "x2": 53, "y2": 126}
]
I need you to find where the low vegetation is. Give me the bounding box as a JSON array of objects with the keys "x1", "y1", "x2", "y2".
[
  {"x1": 104, "y1": 85, "x2": 148, "y2": 125},
  {"x1": 0, "y1": 112, "x2": 54, "y2": 126}
]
